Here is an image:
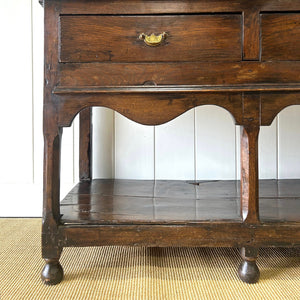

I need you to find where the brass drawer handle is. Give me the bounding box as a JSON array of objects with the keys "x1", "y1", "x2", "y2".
[{"x1": 139, "y1": 32, "x2": 167, "y2": 47}]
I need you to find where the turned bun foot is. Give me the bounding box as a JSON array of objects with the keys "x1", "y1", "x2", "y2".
[
  {"x1": 238, "y1": 247, "x2": 260, "y2": 284},
  {"x1": 41, "y1": 259, "x2": 64, "y2": 285},
  {"x1": 238, "y1": 260, "x2": 260, "y2": 283}
]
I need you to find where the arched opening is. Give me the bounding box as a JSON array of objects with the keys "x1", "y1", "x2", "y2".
[
  {"x1": 60, "y1": 105, "x2": 242, "y2": 223},
  {"x1": 259, "y1": 105, "x2": 300, "y2": 222}
]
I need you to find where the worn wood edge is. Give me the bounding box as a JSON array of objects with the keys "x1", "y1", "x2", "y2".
[
  {"x1": 59, "y1": 1, "x2": 300, "y2": 14},
  {"x1": 53, "y1": 85, "x2": 300, "y2": 94},
  {"x1": 58, "y1": 223, "x2": 300, "y2": 248},
  {"x1": 59, "y1": 218, "x2": 243, "y2": 226}
]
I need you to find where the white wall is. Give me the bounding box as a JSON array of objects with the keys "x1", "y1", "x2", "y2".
[
  {"x1": 1, "y1": 0, "x2": 299, "y2": 216},
  {"x1": 0, "y1": 0, "x2": 76, "y2": 216},
  {"x1": 93, "y1": 106, "x2": 300, "y2": 181}
]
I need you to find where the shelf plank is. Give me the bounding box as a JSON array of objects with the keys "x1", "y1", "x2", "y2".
[{"x1": 60, "y1": 179, "x2": 300, "y2": 225}]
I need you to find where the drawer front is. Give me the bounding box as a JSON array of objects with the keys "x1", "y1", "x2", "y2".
[
  {"x1": 59, "y1": 62, "x2": 300, "y2": 87},
  {"x1": 60, "y1": 15, "x2": 242, "y2": 63},
  {"x1": 262, "y1": 13, "x2": 300, "y2": 61}
]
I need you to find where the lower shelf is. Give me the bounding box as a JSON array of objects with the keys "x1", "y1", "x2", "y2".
[{"x1": 60, "y1": 179, "x2": 300, "y2": 225}]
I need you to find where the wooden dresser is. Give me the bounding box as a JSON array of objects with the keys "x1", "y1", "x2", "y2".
[{"x1": 40, "y1": 0, "x2": 300, "y2": 285}]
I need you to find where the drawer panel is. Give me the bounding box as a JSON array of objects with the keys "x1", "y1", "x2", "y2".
[
  {"x1": 59, "y1": 61, "x2": 300, "y2": 87},
  {"x1": 60, "y1": 15, "x2": 242, "y2": 63},
  {"x1": 262, "y1": 13, "x2": 300, "y2": 61}
]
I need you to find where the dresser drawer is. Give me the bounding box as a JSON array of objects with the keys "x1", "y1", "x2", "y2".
[
  {"x1": 60, "y1": 14, "x2": 242, "y2": 63},
  {"x1": 262, "y1": 13, "x2": 300, "y2": 61}
]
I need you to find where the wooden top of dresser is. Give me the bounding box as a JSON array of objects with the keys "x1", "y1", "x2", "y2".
[{"x1": 39, "y1": 0, "x2": 300, "y2": 11}]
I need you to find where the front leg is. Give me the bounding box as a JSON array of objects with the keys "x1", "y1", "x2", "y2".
[{"x1": 41, "y1": 126, "x2": 64, "y2": 285}]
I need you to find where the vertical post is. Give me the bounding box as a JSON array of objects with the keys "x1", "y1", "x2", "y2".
[
  {"x1": 41, "y1": 0, "x2": 64, "y2": 285},
  {"x1": 43, "y1": 125, "x2": 62, "y2": 227},
  {"x1": 79, "y1": 107, "x2": 92, "y2": 181},
  {"x1": 240, "y1": 93, "x2": 260, "y2": 224},
  {"x1": 243, "y1": 9, "x2": 260, "y2": 61},
  {"x1": 42, "y1": 122, "x2": 64, "y2": 285},
  {"x1": 239, "y1": 93, "x2": 261, "y2": 283}
]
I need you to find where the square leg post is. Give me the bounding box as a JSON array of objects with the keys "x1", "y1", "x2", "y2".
[
  {"x1": 239, "y1": 93, "x2": 260, "y2": 283},
  {"x1": 41, "y1": 124, "x2": 64, "y2": 285}
]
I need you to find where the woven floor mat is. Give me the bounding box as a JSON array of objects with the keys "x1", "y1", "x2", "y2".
[{"x1": 0, "y1": 218, "x2": 299, "y2": 299}]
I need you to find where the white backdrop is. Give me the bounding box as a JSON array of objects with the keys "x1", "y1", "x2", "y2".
[{"x1": 1, "y1": 0, "x2": 299, "y2": 217}]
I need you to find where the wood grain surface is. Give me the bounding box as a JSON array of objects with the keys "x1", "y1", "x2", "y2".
[
  {"x1": 58, "y1": 62, "x2": 300, "y2": 87},
  {"x1": 262, "y1": 13, "x2": 300, "y2": 61},
  {"x1": 60, "y1": 179, "x2": 300, "y2": 225},
  {"x1": 59, "y1": 0, "x2": 300, "y2": 15},
  {"x1": 60, "y1": 15, "x2": 241, "y2": 63}
]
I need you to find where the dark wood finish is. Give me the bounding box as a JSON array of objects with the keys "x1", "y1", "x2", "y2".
[
  {"x1": 261, "y1": 93, "x2": 300, "y2": 126},
  {"x1": 42, "y1": 0, "x2": 62, "y2": 264},
  {"x1": 60, "y1": 179, "x2": 300, "y2": 225},
  {"x1": 238, "y1": 247, "x2": 260, "y2": 284},
  {"x1": 56, "y1": 93, "x2": 244, "y2": 127},
  {"x1": 61, "y1": 180, "x2": 241, "y2": 224},
  {"x1": 79, "y1": 108, "x2": 92, "y2": 181},
  {"x1": 55, "y1": 85, "x2": 300, "y2": 94},
  {"x1": 262, "y1": 13, "x2": 300, "y2": 61},
  {"x1": 240, "y1": 93, "x2": 260, "y2": 224},
  {"x1": 41, "y1": 0, "x2": 300, "y2": 285},
  {"x1": 60, "y1": 15, "x2": 242, "y2": 63},
  {"x1": 59, "y1": 62, "x2": 300, "y2": 87},
  {"x1": 59, "y1": 0, "x2": 300, "y2": 15},
  {"x1": 41, "y1": 259, "x2": 64, "y2": 286},
  {"x1": 60, "y1": 223, "x2": 300, "y2": 248},
  {"x1": 243, "y1": 10, "x2": 260, "y2": 60}
]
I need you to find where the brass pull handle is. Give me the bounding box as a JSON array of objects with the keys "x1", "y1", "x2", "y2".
[{"x1": 139, "y1": 32, "x2": 167, "y2": 47}]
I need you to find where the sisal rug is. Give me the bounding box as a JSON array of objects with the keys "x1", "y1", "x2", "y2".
[{"x1": 0, "y1": 219, "x2": 299, "y2": 300}]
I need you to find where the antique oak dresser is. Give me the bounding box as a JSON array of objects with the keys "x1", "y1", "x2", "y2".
[{"x1": 40, "y1": 0, "x2": 300, "y2": 285}]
